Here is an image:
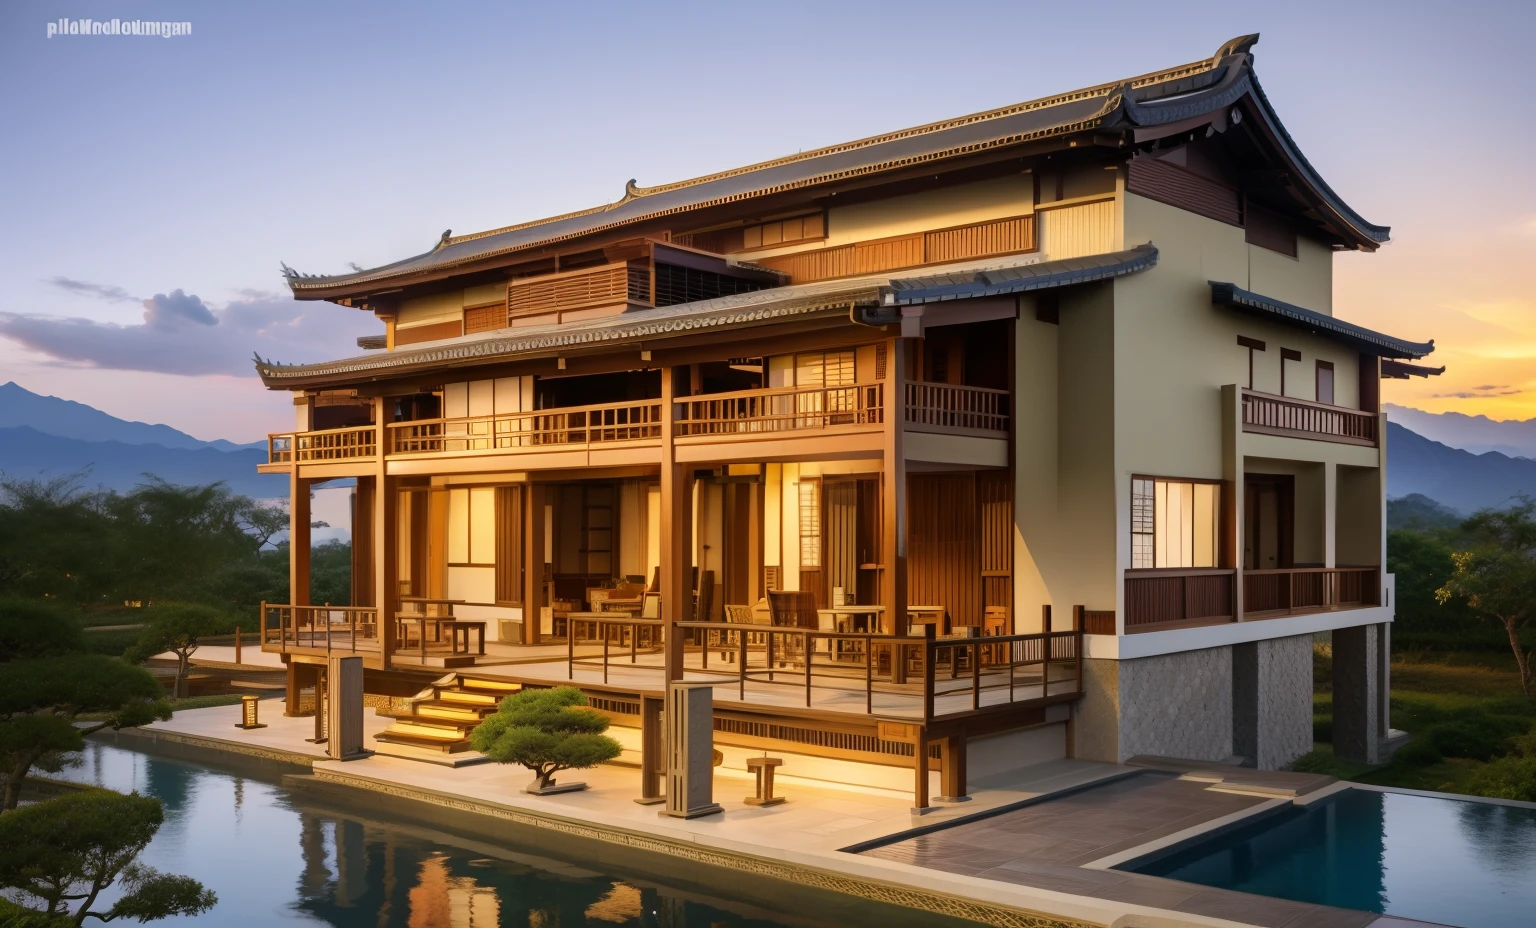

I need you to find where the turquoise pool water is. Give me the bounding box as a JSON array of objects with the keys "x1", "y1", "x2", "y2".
[
  {"x1": 50, "y1": 741, "x2": 966, "y2": 928},
  {"x1": 1126, "y1": 787, "x2": 1536, "y2": 928}
]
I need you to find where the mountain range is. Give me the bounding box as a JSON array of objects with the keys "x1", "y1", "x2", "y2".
[
  {"x1": 1386, "y1": 421, "x2": 1536, "y2": 514},
  {"x1": 1385, "y1": 403, "x2": 1536, "y2": 459},
  {"x1": 0, "y1": 382, "x2": 282, "y2": 498}
]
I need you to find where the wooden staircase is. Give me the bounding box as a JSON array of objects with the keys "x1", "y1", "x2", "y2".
[{"x1": 374, "y1": 673, "x2": 520, "y2": 753}]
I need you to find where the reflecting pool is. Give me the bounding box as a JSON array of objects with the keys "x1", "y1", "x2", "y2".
[
  {"x1": 1126, "y1": 787, "x2": 1536, "y2": 928},
  {"x1": 55, "y1": 741, "x2": 966, "y2": 927}
]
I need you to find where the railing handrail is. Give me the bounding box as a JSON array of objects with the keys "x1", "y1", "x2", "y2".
[
  {"x1": 905, "y1": 380, "x2": 1009, "y2": 395},
  {"x1": 1124, "y1": 567, "x2": 1235, "y2": 577},
  {"x1": 1240, "y1": 387, "x2": 1376, "y2": 417},
  {"x1": 1243, "y1": 566, "x2": 1376, "y2": 575},
  {"x1": 675, "y1": 381, "x2": 878, "y2": 406},
  {"x1": 388, "y1": 397, "x2": 662, "y2": 430}
]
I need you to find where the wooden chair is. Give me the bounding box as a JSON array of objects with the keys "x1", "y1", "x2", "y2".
[
  {"x1": 647, "y1": 566, "x2": 660, "y2": 593},
  {"x1": 982, "y1": 605, "x2": 1009, "y2": 665},
  {"x1": 767, "y1": 590, "x2": 818, "y2": 669},
  {"x1": 722, "y1": 605, "x2": 754, "y2": 659}
]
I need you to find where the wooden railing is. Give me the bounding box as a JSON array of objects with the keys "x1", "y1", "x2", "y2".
[
  {"x1": 259, "y1": 602, "x2": 379, "y2": 653},
  {"x1": 565, "y1": 622, "x2": 1083, "y2": 723},
  {"x1": 266, "y1": 426, "x2": 377, "y2": 464},
  {"x1": 674, "y1": 383, "x2": 884, "y2": 436},
  {"x1": 1243, "y1": 567, "x2": 1379, "y2": 616},
  {"x1": 904, "y1": 382, "x2": 1009, "y2": 436},
  {"x1": 1124, "y1": 569, "x2": 1236, "y2": 632},
  {"x1": 1241, "y1": 389, "x2": 1378, "y2": 446},
  {"x1": 388, "y1": 400, "x2": 663, "y2": 454},
  {"x1": 753, "y1": 214, "x2": 1036, "y2": 284},
  {"x1": 507, "y1": 261, "x2": 650, "y2": 319}
]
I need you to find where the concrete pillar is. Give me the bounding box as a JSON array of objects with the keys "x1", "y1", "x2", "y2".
[
  {"x1": 1232, "y1": 634, "x2": 1314, "y2": 769},
  {"x1": 1333, "y1": 623, "x2": 1385, "y2": 764}
]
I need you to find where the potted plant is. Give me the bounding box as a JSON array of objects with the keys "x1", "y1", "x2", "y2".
[{"x1": 470, "y1": 686, "x2": 622, "y2": 795}]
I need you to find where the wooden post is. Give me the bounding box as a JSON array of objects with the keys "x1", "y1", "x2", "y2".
[
  {"x1": 636, "y1": 693, "x2": 665, "y2": 805},
  {"x1": 523, "y1": 483, "x2": 545, "y2": 645},
  {"x1": 326, "y1": 656, "x2": 367, "y2": 760},
  {"x1": 938, "y1": 734, "x2": 970, "y2": 802},
  {"x1": 234, "y1": 626, "x2": 242, "y2": 666},
  {"x1": 660, "y1": 367, "x2": 693, "y2": 682},
  {"x1": 912, "y1": 725, "x2": 931, "y2": 813},
  {"x1": 880, "y1": 337, "x2": 909, "y2": 635},
  {"x1": 373, "y1": 397, "x2": 398, "y2": 666},
  {"x1": 283, "y1": 660, "x2": 302, "y2": 717},
  {"x1": 290, "y1": 473, "x2": 311, "y2": 608}
]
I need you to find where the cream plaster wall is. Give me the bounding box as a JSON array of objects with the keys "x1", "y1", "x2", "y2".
[{"x1": 397, "y1": 291, "x2": 465, "y2": 330}]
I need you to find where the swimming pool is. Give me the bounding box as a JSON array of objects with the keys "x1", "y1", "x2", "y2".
[{"x1": 1123, "y1": 787, "x2": 1536, "y2": 928}]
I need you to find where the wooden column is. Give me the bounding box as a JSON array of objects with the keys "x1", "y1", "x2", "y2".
[
  {"x1": 912, "y1": 725, "x2": 930, "y2": 813},
  {"x1": 938, "y1": 733, "x2": 969, "y2": 802},
  {"x1": 290, "y1": 473, "x2": 311, "y2": 607},
  {"x1": 880, "y1": 338, "x2": 908, "y2": 635},
  {"x1": 351, "y1": 478, "x2": 376, "y2": 608},
  {"x1": 660, "y1": 368, "x2": 693, "y2": 681},
  {"x1": 373, "y1": 397, "x2": 398, "y2": 666},
  {"x1": 636, "y1": 693, "x2": 665, "y2": 804},
  {"x1": 523, "y1": 483, "x2": 545, "y2": 645}
]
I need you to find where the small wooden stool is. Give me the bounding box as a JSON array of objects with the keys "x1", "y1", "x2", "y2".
[{"x1": 745, "y1": 755, "x2": 785, "y2": 807}]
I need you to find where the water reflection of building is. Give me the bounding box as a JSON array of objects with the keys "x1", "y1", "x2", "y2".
[{"x1": 408, "y1": 855, "x2": 499, "y2": 928}]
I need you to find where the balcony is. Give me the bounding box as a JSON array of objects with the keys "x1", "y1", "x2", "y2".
[
  {"x1": 388, "y1": 400, "x2": 663, "y2": 455},
  {"x1": 1121, "y1": 566, "x2": 1380, "y2": 633},
  {"x1": 265, "y1": 381, "x2": 1010, "y2": 466},
  {"x1": 1241, "y1": 389, "x2": 1378, "y2": 446},
  {"x1": 1243, "y1": 567, "x2": 1379, "y2": 617},
  {"x1": 266, "y1": 426, "x2": 377, "y2": 464},
  {"x1": 674, "y1": 383, "x2": 884, "y2": 436}
]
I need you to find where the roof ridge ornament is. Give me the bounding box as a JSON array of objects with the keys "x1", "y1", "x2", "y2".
[
  {"x1": 435, "y1": 229, "x2": 453, "y2": 251},
  {"x1": 1214, "y1": 34, "x2": 1260, "y2": 62}
]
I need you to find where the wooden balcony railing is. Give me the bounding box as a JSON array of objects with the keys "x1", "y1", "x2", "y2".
[
  {"x1": 1241, "y1": 389, "x2": 1378, "y2": 446},
  {"x1": 675, "y1": 383, "x2": 884, "y2": 436},
  {"x1": 388, "y1": 400, "x2": 662, "y2": 454},
  {"x1": 266, "y1": 426, "x2": 377, "y2": 465},
  {"x1": 259, "y1": 602, "x2": 379, "y2": 654},
  {"x1": 507, "y1": 261, "x2": 650, "y2": 320},
  {"x1": 1243, "y1": 567, "x2": 1379, "y2": 617},
  {"x1": 1124, "y1": 568, "x2": 1236, "y2": 633},
  {"x1": 904, "y1": 382, "x2": 1009, "y2": 436}
]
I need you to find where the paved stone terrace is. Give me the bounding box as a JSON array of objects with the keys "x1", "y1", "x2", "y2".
[{"x1": 861, "y1": 770, "x2": 1385, "y2": 928}]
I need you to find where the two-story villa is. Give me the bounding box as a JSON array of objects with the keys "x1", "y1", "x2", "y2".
[{"x1": 255, "y1": 34, "x2": 1438, "y2": 808}]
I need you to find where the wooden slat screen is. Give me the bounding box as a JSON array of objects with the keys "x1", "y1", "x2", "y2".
[
  {"x1": 506, "y1": 261, "x2": 650, "y2": 319},
  {"x1": 906, "y1": 474, "x2": 978, "y2": 628},
  {"x1": 463, "y1": 303, "x2": 507, "y2": 334},
  {"x1": 925, "y1": 216, "x2": 1034, "y2": 264},
  {"x1": 495, "y1": 486, "x2": 525, "y2": 605},
  {"x1": 1126, "y1": 158, "x2": 1241, "y2": 226},
  {"x1": 754, "y1": 214, "x2": 1037, "y2": 284},
  {"x1": 977, "y1": 471, "x2": 1012, "y2": 615}
]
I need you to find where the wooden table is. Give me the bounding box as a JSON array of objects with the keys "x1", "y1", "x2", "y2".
[{"x1": 394, "y1": 614, "x2": 485, "y2": 657}]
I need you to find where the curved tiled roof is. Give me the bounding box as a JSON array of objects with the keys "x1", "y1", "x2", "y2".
[
  {"x1": 281, "y1": 34, "x2": 1387, "y2": 299},
  {"x1": 256, "y1": 247, "x2": 1159, "y2": 388},
  {"x1": 1209, "y1": 282, "x2": 1433, "y2": 360}
]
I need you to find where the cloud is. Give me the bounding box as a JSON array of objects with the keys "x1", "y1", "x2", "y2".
[
  {"x1": 0, "y1": 285, "x2": 373, "y2": 377},
  {"x1": 1433, "y1": 386, "x2": 1523, "y2": 399},
  {"x1": 47, "y1": 277, "x2": 137, "y2": 303}
]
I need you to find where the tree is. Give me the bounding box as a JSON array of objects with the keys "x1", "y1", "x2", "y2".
[
  {"x1": 0, "y1": 656, "x2": 169, "y2": 811},
  {"x1": 1438, "y1": 499, "x2": 1536, "y2": 697},
  {"x1": 125, "y1": 604, "x2": 230, "y2": 699},
  {"x1": 0, "y1": 599, "x2": 86, "y2": 662},
  {"x1": 0, "y1": 790, "x2": 214, "y2": 925},
  {"x1": 470, "y1": 686, "x2": 622, "y2": 793}
]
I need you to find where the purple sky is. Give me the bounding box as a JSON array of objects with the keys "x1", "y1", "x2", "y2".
[{"x1": 2, "y1": 1, "x2": 1533, "y2": 441}]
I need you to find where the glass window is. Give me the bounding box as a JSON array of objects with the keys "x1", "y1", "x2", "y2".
[{"x1": 1131, "y1": 478, "x2": 1220, "y2": 569}]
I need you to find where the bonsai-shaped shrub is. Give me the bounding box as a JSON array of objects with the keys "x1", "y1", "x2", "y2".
[{"x1": 470, "y1": 686, "x2": 621, "y2": 793}]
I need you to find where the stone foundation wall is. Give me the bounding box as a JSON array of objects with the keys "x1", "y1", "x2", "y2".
[
  {"x1": 1254, "y1": 634, "x2": 1314, "y2": 769},
  {"x1": 1078, "y1": 647, "x2": 1235, "y2": 763}
]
